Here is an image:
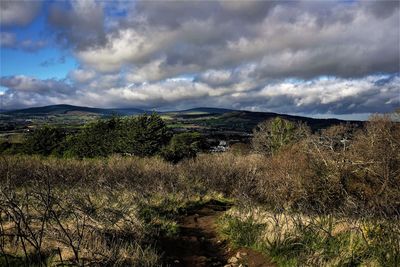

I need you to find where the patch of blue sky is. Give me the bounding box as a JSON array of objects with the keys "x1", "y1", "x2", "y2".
[
  {"x1": 298, "y1": 112, "x2": 371, "y2": 121},
  {"x1": 0, "y1": 86, "x2": 7, "y2": 94},
  {"x1": 284, "y1": 75, "x2": 351, "y2": 85},
  {"x1": 283, "y1": 77, "x2": 305, "y2": 84},
  {"x1": 2, "y1": 1, "x2": 47, "y2": 42},
  {"x1": 165, "y1": 74, "x2": 195, "y2": 83},
  {"x1": 0, "y1": 47, "x2": 77, "y2": 80},
  {"x1": 0, "y1": 2, "x2": 77, "y2": 80}
]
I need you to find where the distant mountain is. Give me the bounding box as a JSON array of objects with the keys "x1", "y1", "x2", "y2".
[
  {"x1": 173, "y1": 107, "x2": 235, "y2": 114},
  {"x1": 3, "y1": 104, "x2": 146, "y2": 116},
  {"x1": 215, "y1": 110, "x2": 347, "y2": 131},
  {"x1": 164, "y1": 108, "x2": 360, "y2": 132},
  {"x1": 2, "y1": 104, "x2": 362, "y2": 132},
  {"x1": 111, "y1": 108, "x2": 148, "y2": 116}
]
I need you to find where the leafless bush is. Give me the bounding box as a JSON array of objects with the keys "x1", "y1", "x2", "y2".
[{"x1": 0, "y1": 115, "x2": 398, "y2": 265}]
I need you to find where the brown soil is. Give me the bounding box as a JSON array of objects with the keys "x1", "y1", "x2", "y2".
[{"x1": 159, "y1": 200, "x2": 275, "y2": 267}]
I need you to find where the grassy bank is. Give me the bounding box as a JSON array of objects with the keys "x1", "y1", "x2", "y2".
[{"x1": 218, "y1": 205, "x2": 399, "y2": 267}]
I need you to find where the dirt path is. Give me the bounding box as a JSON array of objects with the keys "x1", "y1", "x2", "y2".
[{"x1": 159, "y1": 200, "x2": 275, "y2": 267}]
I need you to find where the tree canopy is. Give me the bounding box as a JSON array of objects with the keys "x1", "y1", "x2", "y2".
[
  {"x1": 24, "y1": 126, "x2": 67, "y2": 156},
  {"x1": 161, "y1": 132, "x2": 206, "y2": 163},
  {"x1": 252, "y1": 117, "x2": 310, "y2": 155},
  {"x1": 65, "y1": 114, "x2": 170, "y2": 158}
]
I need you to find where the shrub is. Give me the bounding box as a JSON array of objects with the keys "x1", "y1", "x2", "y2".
[
  {"x1": 122, "y1": 113, "x2": 170, "y2": 157},
  {"x1": 252, "y1": 117, "x2": 310, "y2": 155},
  {"x1": 161, "y1": 132, "x2": 205, "y2": 163},
  {"x1": 64, "y1": 114, "x2": 170, "y2": 158},
  {"x1": 64, "y1": 116, "x2": 124, "y2": 158},
  {"x1": 23, "y1": 126, "x2": 67, "y2": 156}
]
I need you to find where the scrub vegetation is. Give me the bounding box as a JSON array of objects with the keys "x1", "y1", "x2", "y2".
[{"x1": 0, "y1": 114, "x2": 398, "y2": 266}]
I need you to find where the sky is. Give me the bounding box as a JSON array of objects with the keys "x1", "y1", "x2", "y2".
[{"x1": 0, "y1": 0, "x2": 399, "y2": 119}]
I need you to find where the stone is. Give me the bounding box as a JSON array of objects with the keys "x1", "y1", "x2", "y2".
[
  {"x1": 228, "y1": 257, "x2": 238, "y2": 264},
  {"x1": 236, "y1": 251, "x2": 247, "y2": 258}
]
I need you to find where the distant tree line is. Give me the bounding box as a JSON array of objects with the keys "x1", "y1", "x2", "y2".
[{"x1": 0, "y1": 114, "x2": 206, "y2": 163}]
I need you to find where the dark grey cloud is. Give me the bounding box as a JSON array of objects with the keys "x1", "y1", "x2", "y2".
[
  {"x1": 65, "y1": 0, "x2": 399, "y2": 81},
  {"x1": 0, "y1": 75, "x2": 73, "y2": 94},
  {"x1": 48, "y1": 1, "x2": 106, "y2": 49},
  {"x1": 0, "y1": 0, "x2": 42, "y2": 26},
  {"x1": 363, "y1": 1, "x2": 400, "y2": 19},
  {"x1": 133, "y1": 1, "x2": 276, "y2": 29}
]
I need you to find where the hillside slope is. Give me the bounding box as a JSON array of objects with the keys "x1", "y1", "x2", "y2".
[{"x1": 4, "y1": 104, "x2": 145, "y2": 116}]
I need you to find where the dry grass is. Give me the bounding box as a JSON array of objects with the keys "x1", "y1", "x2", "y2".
[{"x1": 0, "y1": 116, "x2": 398, "y2": 266}]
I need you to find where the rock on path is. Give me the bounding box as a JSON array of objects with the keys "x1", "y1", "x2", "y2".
[{"x1": 159, "y1": 200, "x2": 276, "y2": 267}]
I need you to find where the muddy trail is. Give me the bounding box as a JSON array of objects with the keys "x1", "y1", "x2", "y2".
[{"x1": 159, "y1": 200, "x2": 275, "y2": 267}]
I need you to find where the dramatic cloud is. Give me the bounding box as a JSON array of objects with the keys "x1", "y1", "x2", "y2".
[
  {"x1": 1, "y1": 73, "x2": 398, "y2": 116},
  {"x1": 1, "y1": 0, "x2": 399, "y2": 117},
  {"x1": 68, "y1": 1, "x2": 399, "y2": 80}
]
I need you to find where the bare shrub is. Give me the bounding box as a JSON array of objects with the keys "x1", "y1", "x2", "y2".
[{"x1": 252, "y1": 117, "x2": 310, "y2": 156}]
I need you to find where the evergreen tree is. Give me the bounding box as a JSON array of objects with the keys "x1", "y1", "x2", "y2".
[
  {"x1": 123, "y1": 113, "x2": 170, "y2": 157},
  {"x1": 65, "y1": 116, "x2": 124, "y2": 158},
  {"x1": 161, "y1": 132, "x2": 205, "y2": 163},
  {"x1": 24, "y1": 126, "x2": 67, "y2": 156}
]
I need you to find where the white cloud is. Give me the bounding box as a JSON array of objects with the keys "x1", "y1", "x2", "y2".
[
  {"x1": 77, "y1": 28, "x2": 177, "y2": 72},
  {"x1": 0, "y1": 32, "x2": 16, "y2": 47},
  {"x1": 0, "y1": 75, "x2": 72, "y2": 94},
  {"x1": 68, "y1": 69, "x2": 96, "y2": 83},
  {"x1": 4, "y1": 72, "x2": 398, "y2": 116}
]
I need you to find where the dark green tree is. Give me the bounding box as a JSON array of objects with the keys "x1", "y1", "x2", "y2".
[
  {"x1": 161, "y1": 132, "x2": 205, "y2": 163},
  {"x1": 123, "y1": 113, "x2": 170, "y2": 157},
  {"x1": 65, "y1": 114, "x2": 170, "y2": 158},
  {"x1": 65, "y1": 116, "x2": 124, "y2": 158},
  {"x1": 24, "y1": 126, "x2": 67, "y2": 156}
]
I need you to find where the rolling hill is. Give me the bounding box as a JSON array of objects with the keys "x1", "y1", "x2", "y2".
[
  {"x1": 1, "y1": 104, "x2": 361, "y2": 134},
  {"x1": 3, "y1": 104, "x2": 145, "y2": 116}
]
